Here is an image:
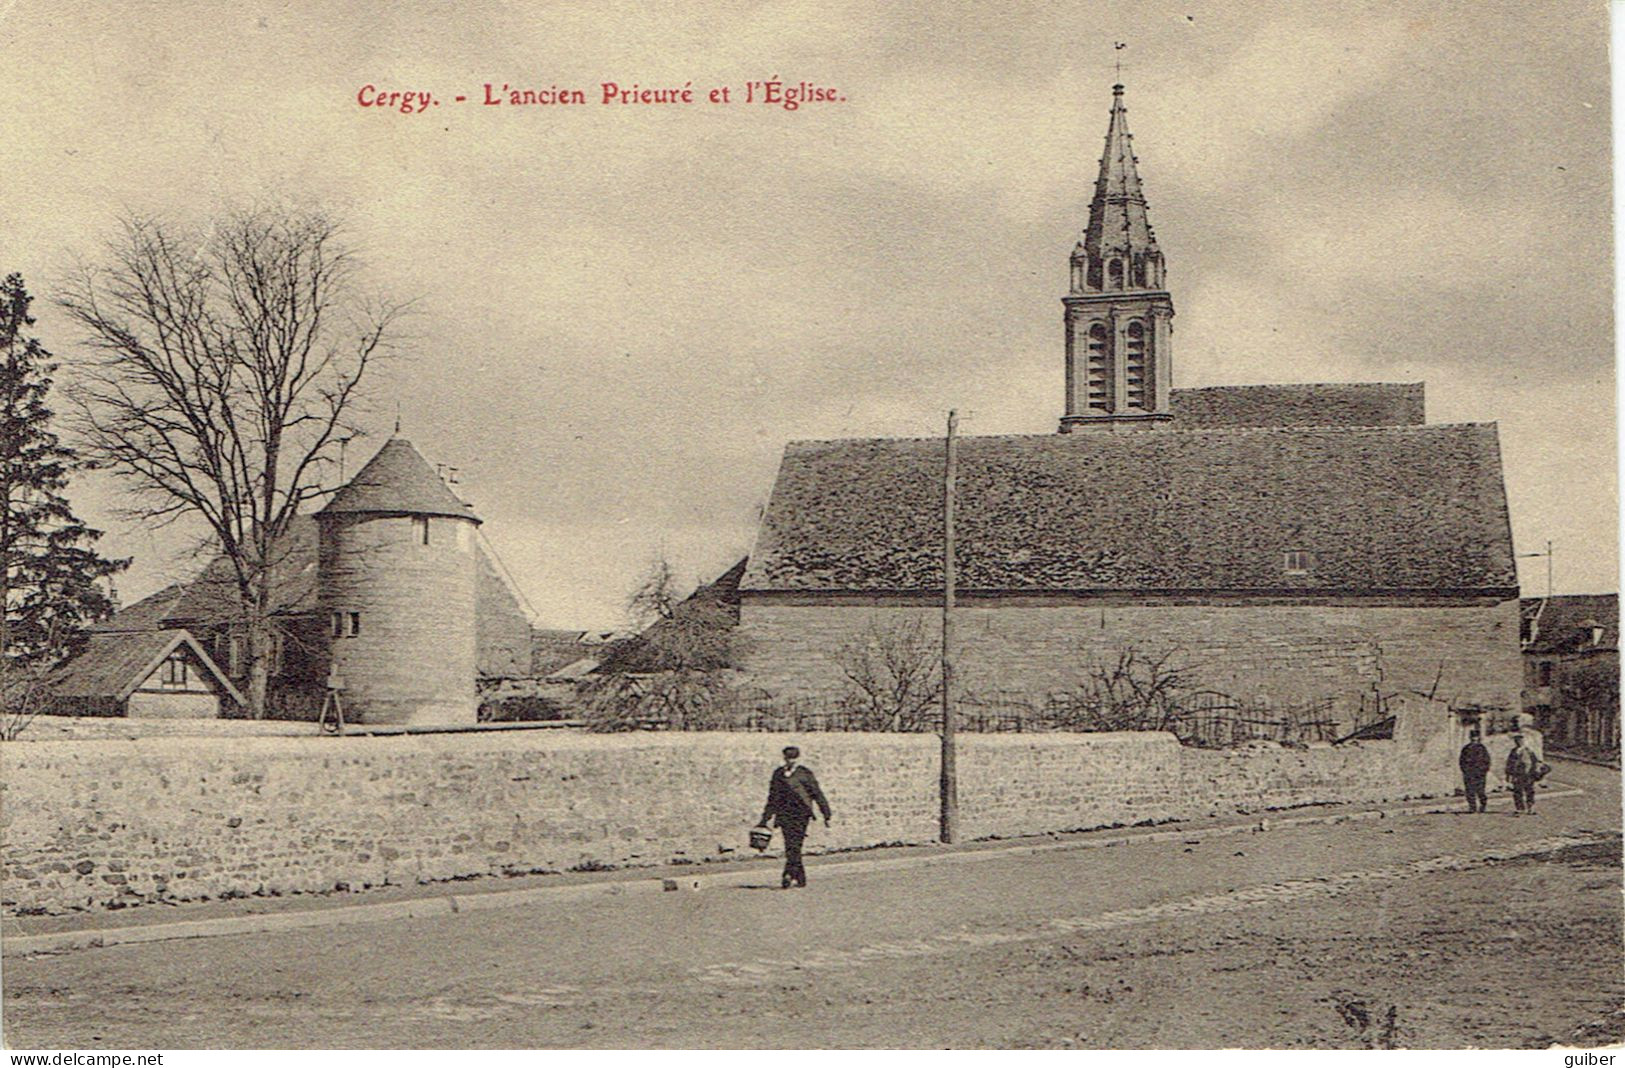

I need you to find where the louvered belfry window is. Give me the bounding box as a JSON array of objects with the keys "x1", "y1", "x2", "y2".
[
  {"x1": 1086, "y1": 322, "x2": 1111, "y2": 412},
  {"x1": 1125, "y1": 320, "x2": 1147, "y2": 410}
]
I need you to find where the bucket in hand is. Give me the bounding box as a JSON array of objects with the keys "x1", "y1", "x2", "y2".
[{"x1": 749, "y1": 825, "x2": 773, "y2": 852}]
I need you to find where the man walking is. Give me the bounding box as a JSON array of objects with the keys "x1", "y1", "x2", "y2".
[
  {"x1": 758, "y1": 745, "x2": 832, "y2": 888},
  {"x1": 1505, "y1": 732, "x2": 1542, "y2": 815},
  {"x1": 1459, "y1": 728, "x2": 1491, "y2": 813}
]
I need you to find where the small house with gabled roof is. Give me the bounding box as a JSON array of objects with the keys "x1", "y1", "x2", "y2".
[{"x1": 49, "y1": 629, "x2": 243, "y2": 718}]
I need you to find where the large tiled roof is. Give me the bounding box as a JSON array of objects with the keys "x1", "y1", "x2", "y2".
[
  {"x1": 1521, "y1": 594, "x2": 1619, "y2": 653},
  {"x1": 1171, "y1": 383, "x2": 1425, "y2": 429},
  {"x1": 94, "y1": 517, "x2": 319, "y2": 632},
  {"x1": 742, "y1": 424, "x2": 1516, "y2": 596},
  {"x1": 50, "y1": 629, "x2": 242, "y2": 704},
  {"x1": 318, "y1": 438, "x2": 478, "y2": 521},
  {"x1": 91, "y1": 583, "x2": 189, "y2": 632}
]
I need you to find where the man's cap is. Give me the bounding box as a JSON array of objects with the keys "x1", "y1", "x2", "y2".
[{"x1": 783, "y1": 746, "x2": 800, "y2": 758}]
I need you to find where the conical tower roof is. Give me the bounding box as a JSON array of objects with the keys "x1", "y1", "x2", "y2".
[
  {"x1": 318, "y1": 438, "x2": 479, "y2": 522},
  {"x1": 1082, "y1": 84, "x2": 1160, "y2": 261}
]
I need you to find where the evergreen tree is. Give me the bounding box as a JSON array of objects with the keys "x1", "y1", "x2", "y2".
[{"x1": 1, "y1": 273, "x2": 127, "y2": 690}]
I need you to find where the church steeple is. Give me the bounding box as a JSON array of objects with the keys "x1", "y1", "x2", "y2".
[{"x1": 1060, "y1": 83, "x2": 1175, "y2": 433}]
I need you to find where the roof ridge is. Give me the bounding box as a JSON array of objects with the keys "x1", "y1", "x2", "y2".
[
  {"x1": 782, "y1": 422, "x2": 1495, "y2": 449},
  {"x1": 1173, "y1": 381, "x2": 1423, "y2": 392}
]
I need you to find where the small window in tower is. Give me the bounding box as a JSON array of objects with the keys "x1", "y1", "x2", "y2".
[
  {"x1": 1108, "y1": 259, "x2": 1124, "y2": 288},
  {"x1": 1133, "y1": 260, "x2": 1147, "y2": 287},
  {"x1": 1087, "y1": 258, "x2": 1102, "y2": 290},
  {"x1": 348, "y1": 612, "x2": 361, "y2": 637},
  {"x1": 1537, "y1": 660, "x2": 1554, "y2": 687},
  {"x1": 413, "y1": 516, "x2": 430, "y2": 545},
  {"x1": 1283, "y1": 550, "x2": 1313, "y2": 575}
]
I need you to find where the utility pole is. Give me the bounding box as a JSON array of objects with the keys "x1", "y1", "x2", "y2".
[
  {"x1": 1545, "y1": 539, "x2": 1553, "y2": 602},
  {"x1": 1516, "y1": 540, "x2": 1555, "y2": 601},
  {"x1": 1516, "y1": 540, "x2": 1555, "y2": 648},
  {"x1": 940, "y1": 409, "x2": 959, "y2": 844}
]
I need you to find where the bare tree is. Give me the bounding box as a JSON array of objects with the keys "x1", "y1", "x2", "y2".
[
  {"x1": 832, "y1": 616, "x2": 942, "y2": 731},
  {"x1": 625, "y1": 554, "x2": 681, "y2": 629},
  {"x1": 585, "y1": 555, "x2": 744, "y2": 730},
  {"x1": 58, "y1": 207, "x2": 407, "y2": 717},
  {"x1": 1072, "y1": 646, "x2": 1195, "y2": 733}
]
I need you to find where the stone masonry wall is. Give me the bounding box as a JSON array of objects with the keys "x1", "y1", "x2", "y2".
[
  {"x1": 1, "y1": 697, "x2": 1520, "y2": 915},
  {"x1": 319, "y1": 512, "x2": 478, "y2": 725},
  {"x1": 735, "y1": 598, "x2": 1523, "y2": 717}
]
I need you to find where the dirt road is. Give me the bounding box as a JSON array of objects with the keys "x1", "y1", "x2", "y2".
[{"x1": 5, "y1": 760, "x2": 1621, "y2": 1048}]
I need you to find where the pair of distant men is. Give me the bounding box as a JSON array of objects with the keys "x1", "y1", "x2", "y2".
[{"x1": 1458, "y1": 730, "x2": 1549, "y2": 814}]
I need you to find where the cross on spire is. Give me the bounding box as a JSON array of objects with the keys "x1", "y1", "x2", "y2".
[{"x1": 1114, "y1": 41, "x2": 1127, "y2": 83}]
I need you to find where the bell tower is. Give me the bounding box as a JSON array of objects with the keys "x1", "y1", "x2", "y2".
[{"x1": 1060, "y1": 84, "x2": 1175, "y2": 432}]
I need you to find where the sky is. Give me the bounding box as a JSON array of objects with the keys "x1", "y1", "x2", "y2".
[{"x1": 2, "y1": 0, "x2": 1615, "y2": 628}]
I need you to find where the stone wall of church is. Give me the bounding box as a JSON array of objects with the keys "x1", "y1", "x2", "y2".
[{"x1": 735, "y1": 596, "x2": 1523, "y2": 717}]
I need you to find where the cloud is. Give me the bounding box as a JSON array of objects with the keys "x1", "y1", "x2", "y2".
[{"x1": 7, "y1": 0, "x2": 1613, "y2": 626}]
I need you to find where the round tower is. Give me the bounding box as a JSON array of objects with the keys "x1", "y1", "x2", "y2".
[{"x1": 316, "y1": 437, "x2": 480, "y2": 725}]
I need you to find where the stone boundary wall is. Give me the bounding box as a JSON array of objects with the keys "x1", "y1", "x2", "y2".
[
  {"x1": 1, "y1": 700, "x2": 1532, "y2": 914},
  {"x1": 17, "y1": 717, "x2": 323, "y2": 742}
]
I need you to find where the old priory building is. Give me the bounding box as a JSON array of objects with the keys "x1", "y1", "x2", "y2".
[
  {"x1": 52, "y1": 438, "x2": 536, "y2": 725},
  {"x1": 734, "y1": 85, "x2": 1523, "y2": 719}
]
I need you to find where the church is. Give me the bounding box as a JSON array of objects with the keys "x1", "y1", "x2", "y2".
[{"x1": 734, "y1": 85, "x2": 1523, "y2": 721}]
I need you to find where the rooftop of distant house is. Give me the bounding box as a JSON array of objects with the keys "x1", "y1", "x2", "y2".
[{"x1": 1520, "y1": 593, "x2": 1619, "y2": 654}]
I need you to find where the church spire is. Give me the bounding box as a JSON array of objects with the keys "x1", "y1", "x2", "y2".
[
  {"x1": 1060, "y1": 83, "x2": 1175, "y2": 433},
  {"x1": 1074, "y1": 84, "x2": 1162, "y2": 295}
]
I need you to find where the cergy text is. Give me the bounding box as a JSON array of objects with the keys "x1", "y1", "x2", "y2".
[{"x1": 356, "y1": 85, "x2": 436, "y2": 114}]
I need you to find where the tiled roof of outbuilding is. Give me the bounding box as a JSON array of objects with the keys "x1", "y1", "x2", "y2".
[
  {"x1": 594, "y1": 558, "x2": 746, "y2": 674},
  {"x1": 531, "y1": 631, "x2": 591, "y2": 675},
  {"x1": 91, "y1": 583, "x2": 189, "y2": 632},
  {"x1": 742, "y1": 424, "x2": 1517, "y2": 596},
  {"x1": 1171, "y1": 383, "x2": 1425, "y2": 428},
  {"x1": 318, "y1": 438, "x2": 479, "y2": 521}
]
